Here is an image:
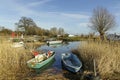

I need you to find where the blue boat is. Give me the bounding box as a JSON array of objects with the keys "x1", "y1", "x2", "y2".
[{"x1": 61, "y1": 53, "x2": 82, "y2": 73}]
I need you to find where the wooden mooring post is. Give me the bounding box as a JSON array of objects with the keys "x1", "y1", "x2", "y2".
[{"x1": 93, "y1": 59, "x2": 97, "y2": 77}]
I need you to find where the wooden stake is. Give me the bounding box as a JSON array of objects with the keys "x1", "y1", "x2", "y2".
[{"x1": 93, "y1": 59, "x2": 97, "y2": 76}]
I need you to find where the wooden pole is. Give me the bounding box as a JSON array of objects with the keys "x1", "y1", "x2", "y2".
[{"x1": 93, "y1": 59, "x2": 97, "y2": 76}]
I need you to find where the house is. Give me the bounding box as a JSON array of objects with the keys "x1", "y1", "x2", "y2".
[
  {"x1": 106, "y1": 33, "x2": 120, "y2": 41},
  {"x1": 68, "y1": 34, "x2": 75, "y2": 37}
]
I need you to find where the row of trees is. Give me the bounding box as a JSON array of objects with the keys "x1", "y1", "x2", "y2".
[
  {"x1": 0, "y1": 17, "x2": 65, "y2": 37},
  {"x1": 0, "y1": 7, "x2": 117, "y2": 41},
  {"x1": 0, "y1": 27, "x2": 12, "y2": 35},
  {"x1": 13, "y1": 7, "x2": 116, "y2": 40},
  {"x1": 15, "y1": 17, "x2": 65, "y2": 37}
]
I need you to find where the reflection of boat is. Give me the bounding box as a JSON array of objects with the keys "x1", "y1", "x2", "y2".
[
  {"x1": 27, "y1": 51, "x2": 55, "y2": 69},
  {"x1": 47, "y1": 40, "x2": 62, "y2": 45},
  {"x1": 61, "y1": 53, "x2": 82, "y2": 73}
]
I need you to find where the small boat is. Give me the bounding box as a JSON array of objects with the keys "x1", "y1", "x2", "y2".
[
  {"x1": 48, "y1": 43, "x2": 63, "y2": 48},
  {"x1": 27, "y1": 50, "x2": 55, "y2": 69},
  {"x1": 47, "y1": 40, "x2": 62, "y2": 45},
  {"x1": 61, "y1": 53, "x2": 82, "y2": 73},
  {"x1": 12, "y1": 41, "x2": 24, "y2": 48}
]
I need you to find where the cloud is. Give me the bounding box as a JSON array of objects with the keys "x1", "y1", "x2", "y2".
[
  {"x1": 78, "y1": 22, "x2": 91, "y2": 27},
  {"x1": 0, "y1": 0, "x2": 90, "y2": 34},
  {"x1": 115, "y1": 13, "x2": 120, "y2": 17},
  {"x1": 61, "y1": 13, "x2": 89, "y2": 19},
  {"x1": 112, "y1": 3, "x2": 120, "y2": 10},
  {"x1": 0, "y1": 0, "x2": 52, "y2": 17},
  {"x1": 0, "y1": 0, "x2": 89, "y2": 20},
  {"x1": 27, "y1": 0, "x2": 52, "y2": 7}
]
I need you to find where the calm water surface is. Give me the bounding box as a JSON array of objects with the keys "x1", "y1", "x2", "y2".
[{"x1": 36, "y1": 41, "x2": 81, "y2": 73}]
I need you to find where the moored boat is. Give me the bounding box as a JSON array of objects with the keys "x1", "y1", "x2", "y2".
[
  {"x1": 27, "y1": 50, "x2": 55, "y2": 69},
  {"x1": 12, "y1": 41, "x2": 24, "y2": 48},
  {"x1": 61, "y1": 53, "x2": 82, "y2": 73},
  {"x1": 47, "y1": 40, "x2": 62, "y2": 45},
  {"x1": 48, "y1": 43, "x2": 63, "y2": 48}
]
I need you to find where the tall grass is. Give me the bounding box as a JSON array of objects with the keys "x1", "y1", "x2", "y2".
[
  {"x1": 73, "y1": 41, "x2": 120, "y2": 79},
  {"x1": 0, "y1": 38, "x2": 32, "y2": 79}
]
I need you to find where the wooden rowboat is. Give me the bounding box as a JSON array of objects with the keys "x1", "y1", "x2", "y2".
[{"x1": 27, "y1": 50, "x2": 55, "y2": 69}]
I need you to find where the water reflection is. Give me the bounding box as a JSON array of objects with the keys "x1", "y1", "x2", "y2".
[
  {"x1": 37, "y1": 41, "x2": 80, "y2": 71},
  {"x1": 28, "y1": 41, "x2": 85, "y2": 80}
]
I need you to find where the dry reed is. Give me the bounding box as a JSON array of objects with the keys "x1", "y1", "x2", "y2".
[
  {"x1": 0, "y1": 38, "x2": 33, "y2": 79},
  {"x1": 73, "y1": 41, "x2": 120, "y2": 79}
]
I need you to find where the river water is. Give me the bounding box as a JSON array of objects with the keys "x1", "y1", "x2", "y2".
[{"x1": 35, "y1": 41, "x2": 80, "y2": 74}]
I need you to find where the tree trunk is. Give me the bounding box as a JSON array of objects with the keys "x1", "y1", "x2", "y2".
[{"x1": 100, "y1": 33, "x2": 104, "y2": 41}]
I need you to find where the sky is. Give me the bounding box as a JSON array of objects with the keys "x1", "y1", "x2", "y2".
[{"x1": 0, "y1": 0, "x2": 120, "y2": 35}]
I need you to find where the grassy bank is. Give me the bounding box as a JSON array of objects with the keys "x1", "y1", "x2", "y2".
[
  {"x1": 0, "y1": 38, "x2": 34, "y2": 79},
  {"x1": 73, "y1": 41, "x2": 120, "y2": 79},
  {"x1": 0, "y1": 38, "x2": 68, "y2": 80}
]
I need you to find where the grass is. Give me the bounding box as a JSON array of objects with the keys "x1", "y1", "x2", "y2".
[
  {"x1": 73, "y1": 41, "x2": 120, "y2": 79},
  {"x1": 0, "y1": 37, "x2": 68, "y2": 80},
  {"x1": 1, "y1": 36, "x2": 120, "y2": 79},
  {"x1": 0, "y1": 37, "x2": 33, "y2": 80}
]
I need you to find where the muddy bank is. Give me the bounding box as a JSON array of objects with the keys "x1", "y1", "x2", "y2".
[{"x1": 23, "y1": 68, "x2": 86, "y2": 80}]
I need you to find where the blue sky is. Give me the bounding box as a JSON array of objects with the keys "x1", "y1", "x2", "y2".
[{"x1": 0, "y1": 0, "x2": 120, "y2": 34}]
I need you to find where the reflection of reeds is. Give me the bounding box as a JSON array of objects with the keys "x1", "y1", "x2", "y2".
[
  {"x1": 0, "y1": 38, "x2": 33, "y2": 79},
  {"x1": 73, "y1": 41, "x2": 120, "y2": 79}
]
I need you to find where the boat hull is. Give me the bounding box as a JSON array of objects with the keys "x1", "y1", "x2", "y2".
[
  {"x1": 62, "y1": 60, "x2": 80, "y2": 72},
  {"x1": 47, "y1": 40, "x2": 62, "y2": 45},
  {"x1": 61, "y1": 53, "x2": 82, "y2": 73},
  {"x1": 27, "y1": 52, "x2": 55, "y2": 69},
  {"x1": 12, "y1": 41, "x2": 24, "y2": 48}
]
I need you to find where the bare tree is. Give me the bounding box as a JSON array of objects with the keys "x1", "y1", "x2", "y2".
[
  {"x1": 89, "y1": 7, "x2": 116, "y2": 40},
  {"x1": 50, "y1": 27, "x2": 58, "y2": 36},
  {"x1": 58, "y1": 27, "x2": 65, "y2": 36},
  {"x1": 15, "y1": 17, "x2": 37, "y2": 35}
]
